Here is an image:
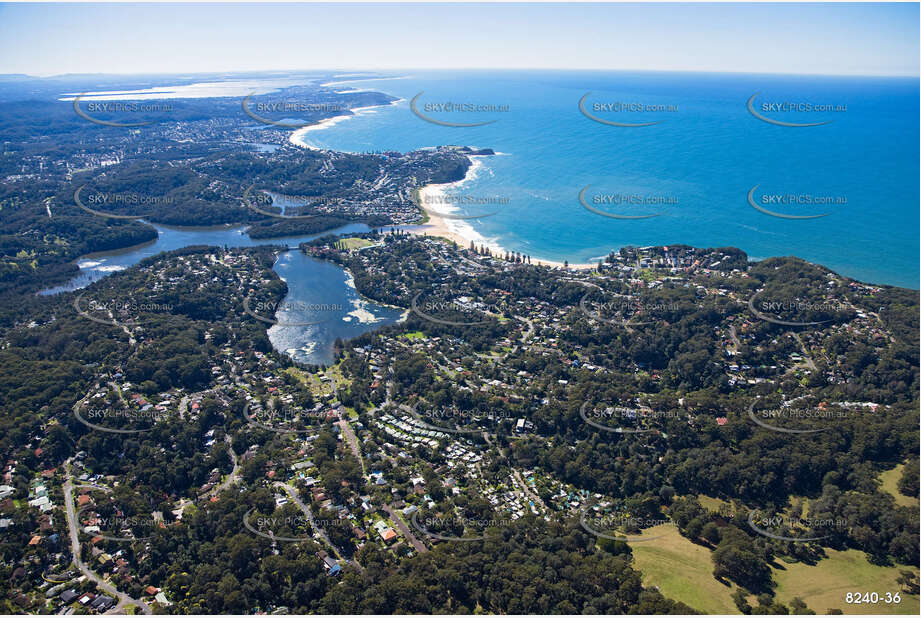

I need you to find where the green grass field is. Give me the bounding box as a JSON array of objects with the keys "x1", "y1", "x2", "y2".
[
  {"x1": 878, "y1": 464, "x2": 918, "y2": 508},
  {"x1": 630, "y1": 523, "x2": 919, "y2": 616},
  {"x1": 697, "y1": 494, "x2": 732, "y2": 513},
  {"x1": 629, "y1": 524, "x2": 739, "y2": 614},
  {"x1": 772, "y1": 549, "x2": 920, "y2": 615},
  {"x1": 283, "y1": 367, "x2": 332, "y2": 398},
  {"x1": 328, "y1": 363, "x2": 351, "y2": 390},
  {"x1": 339, "y1": 237, "x2": 377, "y2": 250}
]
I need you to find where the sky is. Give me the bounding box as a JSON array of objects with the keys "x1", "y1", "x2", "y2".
[{"x1": 0, "y1": 2, "x2": 918, "y2": 77}]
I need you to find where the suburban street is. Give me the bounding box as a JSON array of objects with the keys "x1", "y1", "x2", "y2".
[
  {"x1": 383, "y1": 503, "x2": 428, "y2": 554},
  {"x1": 63, "y1": 462, "x2": 152, "y2": 615},
  {"x1": 201, "y1": 436, "x2": 240, "y2": 501},
  {"x1": 274, "y1": 481, "x2": 364, "y2": 573}
]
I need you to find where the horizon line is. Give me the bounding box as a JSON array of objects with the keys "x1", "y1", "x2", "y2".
[{"x1": 7, "y1": 67, "x2": 920, "y2": 80}]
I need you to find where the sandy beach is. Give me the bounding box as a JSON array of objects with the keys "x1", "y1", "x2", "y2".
[
  {"x1": 405, "y1": 157, "x2": 488, "y2": 248},
  {"x1": 290, "y1": 106, "x2": 596, "y2": 271},
  {"x1": 406, "y1": 158, "x2": 595, "y2": 270},
  {"x1": 288, "y1": 100, "x2": 401, "y2": 150}
]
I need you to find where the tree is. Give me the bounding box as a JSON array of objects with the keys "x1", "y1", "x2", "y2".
[
  {"x1": 789, "y1": 597, "x2": 814, "y2": 614},
  {"x1": 712, "y1": 535, "x2": 773, "y2": 592},
  {"x1": 732, "y1": 588, "x2": 752, "y2": 614},
  {"x1": 897, "y1": 460, "x2": 919, "y2": 497},
  {"x1": 897, "y1": 570, "x2": 920, "y2": 594},
  {"x1": 685, "y1": 516, "x2": 704, "y2": 541},
  {"x1": 701, "y1": 521, "x2": 721, "y2": 545}
]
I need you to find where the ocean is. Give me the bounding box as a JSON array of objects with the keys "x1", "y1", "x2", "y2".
[{"x1": 300, "y1": 70, "x2": 919, "y2": 289}]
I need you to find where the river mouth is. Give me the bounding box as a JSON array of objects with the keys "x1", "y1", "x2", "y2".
[{"x1": 39, "y1": 222, "x2": 401, "y2": 366}]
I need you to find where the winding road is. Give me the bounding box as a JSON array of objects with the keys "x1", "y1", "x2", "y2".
[
  {"x1": 791, "y1": 332, "x2": 818, "y2": 371},
  {"x1": 512, "y1": 469, "x2": 547, "y2": 513},
  {"x1": 274, "y1": 482, "x2": 363, "y2": 573},
  {"x1": 202, "y1": 436, "x2": 240, "y2": 501},
  {"x1": 338, "y1": 418, "x2": 366, "y2": 478},
  {"x1": 383, "y1": 503, "x2": 428, "y2": 554},
  {"x1": 63, "y1": 461, "x2": 152, "y2": 615}
]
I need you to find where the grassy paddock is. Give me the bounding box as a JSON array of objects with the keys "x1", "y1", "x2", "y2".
[
  {"x1": 339, "y1": 237, "x2": 378, "y2": 250},
  {"x1": 283, "y1": 367, "x2": 331, "y2": 397},
  {"x1": 697, "y1": 494, "x2": 732, "y2": 513},
  {"x1": 878, "y1": 464, "x2": 918, "y2": 508},
  {"x1": 629, "y1": 523, "x2": 739, "y2": 614},
  {"x1": 772, "y1": 548, "x2": 920, "y2": 615},
  {"x1": 630, "y1": 523, "x2": 919, "y2": 616}
]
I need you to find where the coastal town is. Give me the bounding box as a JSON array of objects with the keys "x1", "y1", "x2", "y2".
[
  {"x1": 1, "y1": 223, "x2": 910, "y2": 613},
  {"x1": 0, "y1": 55, "x2": 916, "y2": 615}
]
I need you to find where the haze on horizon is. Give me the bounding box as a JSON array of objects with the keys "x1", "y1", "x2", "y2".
[{"x1": 0, "y1": 2, "x2": 918, "y2": 78}]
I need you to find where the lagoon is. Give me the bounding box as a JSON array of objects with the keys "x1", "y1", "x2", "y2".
[{"x1": 40, "y1": 222, "x2": 402, "y2": 366}]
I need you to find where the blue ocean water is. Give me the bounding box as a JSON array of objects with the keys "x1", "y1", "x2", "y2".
[{"x1": 306, "y1": 70, "x2": 919, "y2": 288}]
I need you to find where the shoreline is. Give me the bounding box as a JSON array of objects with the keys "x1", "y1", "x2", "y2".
[
  {"x1": 285, "y1": 85, "x2": 596, "y2": 270},
  {"x1": 271, "y1": 249, "x2": 409, "y2": 326},
  {"x1": 403, "y1": 157, "x2": 487, "y2": 249},
  {"x1": 405, "y1": 157, "x2": 596, "y2": 270},
  {"x1": 288, "y1": 100, "x2": 401, "y2": 151}
]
